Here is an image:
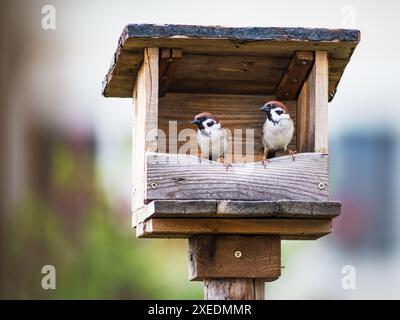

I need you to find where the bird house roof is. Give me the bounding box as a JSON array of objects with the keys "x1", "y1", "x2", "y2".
[{"x1": 102, "y1": 24, "x2": 360, "y2": 101}]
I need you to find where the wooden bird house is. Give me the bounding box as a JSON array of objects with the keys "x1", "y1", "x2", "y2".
[{"x1": 103, "y1": 24, "x2": 360, "y2": 300}]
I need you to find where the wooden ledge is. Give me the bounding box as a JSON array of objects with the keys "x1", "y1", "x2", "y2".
[
  {"x1": 136, "y1": 217, "x2": 333, "y2": 240},
  {"x1": 134, "y1": 199, "x2": 341, "y2": 240},
  {"x1": 134, "y1": 199, "x2": 341, "y2": 225}
]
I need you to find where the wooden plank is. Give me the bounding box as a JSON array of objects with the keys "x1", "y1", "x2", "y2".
[
  {"x1": 134, "y1": 200, "x2": 341, "y2": 224},
  {"x1": 312, "y1": 51, "x2": 329, "y2": 153},
  {"x1": 146, "y1": 152, "x2": 328, "y2": 201},
  {"x1": 158, "y1": 48, "x2": 171, "y2": 82},
  {"x1": 297, "y1": 51, "x2": 329, "y2": 153},
  {"x1": 204, "y1": 279, "x2": 265, "y2": 300},
  {"x1": 159, "y1": 48, "x2": 182, "y2": 97},
  {"x1": 102, "y1": 24, "x2": 359, "y2": 99},
  {"x1": 137, "y1": 218, "x2": 333, "y2": 239},
  {"x1": 297, "y1": 79, "x2": 309, "y2": 152},
  {"x1": 122, "y1": 24, "x2": 360, "y2": 43},
  {"x1": 275, "y1": 51, "x2": 314, "y2": 99},
  {"x1": 132, "y1": 47, "x2": 159, "y2": 212},
  {"x1": 158, "y1": 93, "x2": 297, "y2": 162},
  {"x1": 189, "y1": 235, "x2": 280, "y2": 281},
  {"x1": 169, "y1": 79, "x2": 278, "y2": 95}
]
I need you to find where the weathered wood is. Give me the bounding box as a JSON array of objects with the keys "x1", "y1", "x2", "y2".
[
  {"x1": 158, "y1": 93, "x2": 296, "y2": 162},
  {"x1": 102, "y1": 24, "x2": 360, "y2": 98},
  {"x1": 297, "y1": 78, "x2": 309, "y2": 152},
  {"x1": 146, "y1": 152, "x2": 328, "y2": 201},
  {"x1": 204, "y1": 279, "x2": 265, "y2": 300},
  {"x1": 189, "y1": 235, "x2": 280, "y2": 281},
  {"x1": 132, "y1": 47, "x2": 159, "y2": 211},
  {"x1": 296, "y1": 51, "x2": 329, "y2": 153},
  {"x1": 275, "y1": 51, "x2": 314, "y2": 100},
  {"x1": 123, "y1": 24, "x2": 360, "y2": 42},
  {"x1": 158, "y1": 48, "x2": 171, "y2": 82},
  {"x1": 311, "y1": 51, "x2": 329, "y2": 153},
  {"x1": 137, "y1": 218, "x2": 333, "y2": 239},
  {"x1": 133, "y1": 199, "x2": 341, "y2": 225},
  {"x1": 159, "y1": 48, "x2": 182, "y2": 97},
  {"x1": 168, "y1": 54, "x2": 290, "y2": 95}
]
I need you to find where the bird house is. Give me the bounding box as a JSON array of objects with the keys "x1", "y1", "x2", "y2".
[{"x1": 103, "y1": 24, "x2": 360, "y2": 299}]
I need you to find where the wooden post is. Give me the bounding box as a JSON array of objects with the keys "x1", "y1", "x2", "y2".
[
  {"x1": 204, "y1": 279, "x2": 265, "y2": 300},
  {"x1": 297, "y1": 50, "x2": 329, "y2": 153},
  {"x1": 132, "y1": 47, "x2": 159, "y2": 213},
  {"x1": 189, "y1": 235, "x2": 280, "y2": 300}
]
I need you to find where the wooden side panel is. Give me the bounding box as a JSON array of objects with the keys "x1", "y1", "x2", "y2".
[
  {"x1": 146, "y1": 152, "x2": 328, "y2": 202},
  {"x1": 297, "y1": 50, "x2": 329, "y2": 153},
  {"x1": 158, "y1": 93, "x2": 297, "y2": 162},
  {"x1": 204, "y1": 279, "x2": 265, "y2": 300},
  {"x1": 132, "y1": 48, "x2": 159, "y2": 212},
  {"x1": 189, "y1": 235, "x2": 280, "y2": 281}
]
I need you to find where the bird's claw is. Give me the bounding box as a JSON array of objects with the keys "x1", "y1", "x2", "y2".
[{"x1": 289, "y1": 150, "x2": 297, "y2": 161}]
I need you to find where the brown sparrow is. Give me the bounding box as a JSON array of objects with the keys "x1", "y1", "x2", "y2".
[
  {"x1": 191, "y1": 112, "x2": 229, "y2": 166},
  {"x1": 260, "y1": 101, "x2": 295, "y2": 166}
]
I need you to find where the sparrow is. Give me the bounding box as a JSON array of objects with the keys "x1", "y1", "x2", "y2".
[
  {"x1": 191, "y1": 112, "x2": 229, "y2": 166},
  {"x1": 260, "y1": 100, "x2": 295, "y2": 166}
]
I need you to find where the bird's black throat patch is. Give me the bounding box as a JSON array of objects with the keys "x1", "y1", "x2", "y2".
[{"x1": 266, "y1": 111, "x2": 278, "y2": 125}]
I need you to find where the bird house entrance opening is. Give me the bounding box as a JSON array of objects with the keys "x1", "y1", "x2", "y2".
[
  {"x1": 158, "y1": 93, "x2": 298, "y2": 163},
  {"x1": 130, "y1": 47, "x2": 331, "y2": 208},
  {"x1": 155, "y1": 49, "x2": 321, "y2": 163}
]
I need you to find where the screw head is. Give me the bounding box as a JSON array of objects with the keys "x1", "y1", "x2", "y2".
[
  {"x1": 151, "y1": 182, "x2": 158, "y2": 189},
  {"x1": 234, "y1": 251, "x2": 242, "y2": 258},
  {"x1": 301, "y1": 60, "x2": 308, "y2": 65},
  {"x1": 318, "y1": 182, "x2": 325, "y2": 190}
]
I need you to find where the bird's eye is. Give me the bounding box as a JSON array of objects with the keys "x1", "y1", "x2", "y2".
[
  {"x1": 207, "y1": 121, "x2": 214, "y2": 127},
  {"x1": 275, "y1": 110, "x2": 284, "y2": 115}
]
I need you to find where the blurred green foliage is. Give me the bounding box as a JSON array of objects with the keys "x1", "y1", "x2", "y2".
[
  {"x1": 3, "y1": 192, "x2": 202, "y2": 299},
  {"x1": 2, "y1": 139, "x2": 203, "y2": 299}
]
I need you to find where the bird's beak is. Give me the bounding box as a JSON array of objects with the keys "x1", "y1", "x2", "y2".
[
  {"x1": 191, "y1": 119, "x2": 201, "y2": 125},
  {"x1": 259, "y1": 104, "x2": 270, "y2": 112}
]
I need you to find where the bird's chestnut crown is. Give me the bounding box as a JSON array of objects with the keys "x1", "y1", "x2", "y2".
[
  {"x1": 191, "y1": 112, "x2": 219, "y2": 130},
  {"x1": 260, "y1": 101, "x2": 290, "y2": 123}
]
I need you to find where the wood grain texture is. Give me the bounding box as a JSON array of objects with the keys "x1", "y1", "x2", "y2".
[
  {"x1": 311, "y1": 51, "x2": 329, "y2": 153},
  {"x1": 137, "y1": 218, "x2": 333, "y2": 239},
  {"x1": 189, "y1": 235, "x2": 280, "y2": 280},
  {"x1": 123, "y1": 24, "x2": 360, "y2": 42},
  {"x1": 275, "y1": 51, "x2": 314, "y2": 100},
  {"x1": 132, "y1": 48, "x2": 158, "y2": 211},
  {"x1": 159, "y1": 48, "x2": 182, "y2": 97},
  {"x1": 133, "y1": 199, "x2": 341, "y2": 225},
  {"x1": 146, "y1": 152, "x2": 328, "y2": 201},
  {"x1": 168, "y1": 54, "x2": 290, "y2": 95},
  {"x1": 204, "y1": 279, "x2": 265, "y2": 300},
  {"x1": 102, "y1": 24, "x2": 360, "y2": 99},
  {"x1": 158, "y1": 93, "x2": 297, "y2": 161},
  {"x1": 297, "y1": 51, "x2": 329, "y2": 153},
  {"x1": 297, "y1": 79, "x2": 311, "y2": 152},
  {"x1": 158, "y1": 48, "x2": 171, "y2": 82}
]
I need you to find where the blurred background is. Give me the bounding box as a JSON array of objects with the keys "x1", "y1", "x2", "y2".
[{"x1": 1, "y1": 0, "x2": 399, "y2": 299}]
